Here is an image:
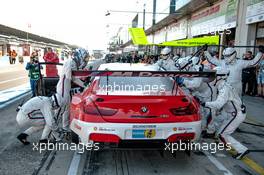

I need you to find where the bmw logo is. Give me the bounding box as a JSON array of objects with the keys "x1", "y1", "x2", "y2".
[{"x1": 141, "y1": 106, "x2": 148, "y2": 113}]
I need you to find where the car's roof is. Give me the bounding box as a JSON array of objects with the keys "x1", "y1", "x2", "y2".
[{"x1": 98, "y1": 63, "x2": 158, "y2": 71}]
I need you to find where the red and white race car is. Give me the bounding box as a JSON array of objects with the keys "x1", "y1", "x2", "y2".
[{"x1": 70, "y1": 63, "x2": 215, "y2": 145}]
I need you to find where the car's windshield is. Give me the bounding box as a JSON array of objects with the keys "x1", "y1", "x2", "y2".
[{"x1": 96, "y1": 76, "x2": 175, "y2": 96}]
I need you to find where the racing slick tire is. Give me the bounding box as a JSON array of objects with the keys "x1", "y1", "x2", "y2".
[{"x1": 71, "y1": 130, "x2": 79, "y2": 144}]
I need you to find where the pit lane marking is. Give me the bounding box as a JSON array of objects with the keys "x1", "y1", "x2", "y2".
[
  {"x1": 0, "y1": 76, "x2": 27, "y2": 84},
  {"x1": 228, "y1": 149, "x2": 264, "y2": 175},
  {"x1": 245, "y1": 117, "x2": 264, "y2": 127},
  {"x1": 67, "y1": 151, "x2": 82, "y2": 175},
  {"x1": 203, "y1": 150, "x2": 233, "y2": 175}
]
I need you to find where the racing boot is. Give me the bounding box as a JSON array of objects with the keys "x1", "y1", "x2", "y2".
[{"x1": 17, "y1": 133, "x2": 30, "y2": 145}]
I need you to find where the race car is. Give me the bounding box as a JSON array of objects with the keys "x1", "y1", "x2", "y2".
[{"x1": 69, "y1": 63, "x2": 215, "y2": 145}]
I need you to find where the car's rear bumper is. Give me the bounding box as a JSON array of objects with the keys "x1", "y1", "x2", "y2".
[{"x1": 70, "y1": 118, "x2": 201, "y2": 144}]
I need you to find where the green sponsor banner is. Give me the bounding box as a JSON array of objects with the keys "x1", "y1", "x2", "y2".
[
  {"x1": 128, "y1": 28, "x2": 219, "y2": 47},
  {"x1": 160, "y1": 35, "x2": 220, "y2": 47},
  {"x1": 129, "y1": 28, "x2": 149, "y2": 45}
]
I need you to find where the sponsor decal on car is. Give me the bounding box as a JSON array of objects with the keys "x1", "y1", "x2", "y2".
[
  {"x1": 98, "y1": 127, "x2": 116, "y2": 132},
  {"x1": 74, "y1": 123, "x2": 82, "y2": 131},
  {"x1": 177, "y1": 127, "x2": 193, "y2": 131},
  {"x1": 132, "y1": 125, "x2": 156, "y2": 129}
]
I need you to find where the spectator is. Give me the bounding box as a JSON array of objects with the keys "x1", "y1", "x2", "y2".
[
  {"x1": 11, "y1": 50, "x2": 17, "y2": 64},
  {"x1": 132, "y1": 51, "x2": 140, "y2": 63},
  {"x1": 8, "y1": 51, "x2": 12, "y2": 64},
  {"x1": 43, "y1": 48, "x2": 59, "y2": 77},
  {"x1": 242, "y1": 51, "x2": 256, "y2": 96},
  {"x1": 26, "y1": 52, "x2": 41, "y2": 97},
  {"x1": 257, "y1": 55, "x2": 264, "y2": 97}
]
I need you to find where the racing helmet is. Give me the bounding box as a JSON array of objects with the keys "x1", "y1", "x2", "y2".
[
  {"x1": 51, "y1": 94, "x2": 61, "y2": 109},
  {"x1": 223, "y1": 47, "x2": 237, "y2": 64},
  {"x1": 72, "y1": 49, "x2": 82, "y2": 70},
  {"x1": 79, "y1": 49, "x2": 89, "y2": 69},
  {"x1": 160, "y1": 47, "x2": 171, "y2": 60},
  {"x1": 212, "y1": 66, "x2": 230, "y2": 87}
]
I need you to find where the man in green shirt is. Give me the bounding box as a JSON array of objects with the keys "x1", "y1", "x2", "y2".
[{"x1": 26, "y1": 53, "x2": 41, "y2": 97}]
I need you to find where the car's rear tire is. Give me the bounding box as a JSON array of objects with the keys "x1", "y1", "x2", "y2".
[{"x1": 71, "y1": 131, "x2": 79, "y2": 144}]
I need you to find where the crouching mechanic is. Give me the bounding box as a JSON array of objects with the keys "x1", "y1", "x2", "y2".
[
  {"x1": 201, "y1": 67, "x2": 248, "y2": 159},
  {"x1": 56, "y1": 48, "x2": 87, "y2": 132},
  {"x1": 16, "y1": 94, "x2": 62, "y2": 145}
]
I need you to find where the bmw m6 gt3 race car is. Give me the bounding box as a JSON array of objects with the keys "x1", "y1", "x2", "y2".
[{"x1": 69, "y1": 63, "x2": 216, "y2": 145}]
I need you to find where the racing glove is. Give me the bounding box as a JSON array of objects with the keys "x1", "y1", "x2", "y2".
[{"x1": 202, "y1": 44, "x2": 208, "y2": 51}]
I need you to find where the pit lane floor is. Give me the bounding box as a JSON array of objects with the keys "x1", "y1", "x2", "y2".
[{"x1": 0, "y1": 96, "x2": 263, "y2": 175}]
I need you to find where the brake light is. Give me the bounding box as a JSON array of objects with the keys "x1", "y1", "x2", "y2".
[
  {"x1": 167, "y1": 133, "x2": 195, "y2": 142},
  {"x1": 170, "y1": 105, "x2": 197, "y2": 116}
]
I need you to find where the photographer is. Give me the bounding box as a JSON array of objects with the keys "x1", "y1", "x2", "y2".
[{"x1": 26, "y1": 52, "x2": 41, "y2": 97}]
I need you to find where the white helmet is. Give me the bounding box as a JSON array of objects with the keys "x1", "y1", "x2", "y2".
[
  {"x1": 51, "y1": 94, "x2": 61, "y2": 109},
  {"x1": 160, "y1": 47, "x2": 171, "y2": 60},
  {"x1": 223, "y1": 47, "x2": 237, "y2": 64},
  {"x1": 212, "y1": 66, "x2": 230, "y2": 87},
  {"x1": 161, "y1": 47, "x2": 171, "y2": 55}
]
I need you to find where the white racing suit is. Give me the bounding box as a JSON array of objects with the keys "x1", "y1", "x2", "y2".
[
  {"x1": 183, "y1": 65, "x2": 217, "y2": 133},
  {"x1": 16, "y1": 96, "x2": 59, "y2": 140},
  {"x1": 204, "y1": 51, "x2": 263, "y2": 97},
  {"x1": 154, "y1": 58, "x2": 177, "y2": 71},
  {"x1": 205, "y1": 82, "x2": 247, "y2": 154},
  {"x1": 56, "y1": 59, "x2": 85, "y2": 130}
]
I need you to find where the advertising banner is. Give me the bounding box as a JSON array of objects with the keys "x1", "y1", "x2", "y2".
[
  {"x1": 190, "y1": 0, "x2": 238, "y2": 36},
  {"x1": 166, "y1": 18, "x2": 188, "y2": 41},
  {"x1": 153, "y1": 29, "x2": 166, "y2": 44},
  {"x1": 246, "y1": 0, "x2": 264, "y2": 24},
  {"x1": 160, "y1": 35, "x2": 219, "y2": 47}
]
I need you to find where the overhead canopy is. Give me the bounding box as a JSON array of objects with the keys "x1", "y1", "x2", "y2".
[
  {"x1": 129, "y1": 28, "x2": 149, "y2": 45},
  {"x1": 128, "y1": 28, "x2": 219, "y2": 47},
  {"x1": 0, "y1": 24, "x2": 78, "y2": 48}
]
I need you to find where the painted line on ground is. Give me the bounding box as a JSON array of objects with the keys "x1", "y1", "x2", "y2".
[
  {"x1": 0, "y1": 76, "x2": 27, "y2": 84},
  {"x1": 0, "y1": 91, "x2": 31, "y2": 109},
  {"x1": 245, "y1": 116, "x2": 264, "y2": 127},
  {"x1": 67, "y1": 151, "x2": 82, "y2": 175},
  {"x1": 203, "y1": 150, "x2": 233, "y2": 175},
  {"x1": 228, "y1": 149, "x2": 264, "y2": 175}
]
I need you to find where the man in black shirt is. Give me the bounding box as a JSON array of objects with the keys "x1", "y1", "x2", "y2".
[{"x1": 242, "y1": 51, "x2": 257, "y2": 95}]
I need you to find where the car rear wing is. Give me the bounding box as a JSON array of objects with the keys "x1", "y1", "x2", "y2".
[
  {"x1": 72, "y1": 70, "x2": 216, "y2": 79},
  {"x1": 72, "y1": 70, "x2": 216, "y2": 96}
]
